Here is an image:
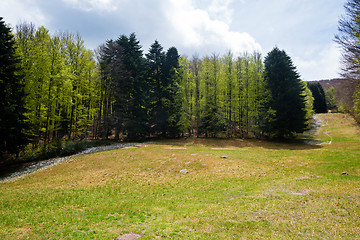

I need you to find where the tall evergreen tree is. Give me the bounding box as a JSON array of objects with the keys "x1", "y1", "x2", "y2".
[
  {"x1": 117, "y1": 33, "x2": 148, "y2": 140},
  {"x1": 264, "y1": 47, "x2": 309, "y2": 138},
  {"x1": 163, "y1": 46, "x2": 181, "y2": 137},
  {"x1": 146, "y1": 40, "x2": 166, "y2": 135},
  {"x1": 307, "y1": 83, "x2": 327, "y2": 113},
  {"x1": 97, "y1": 40, "x2": 121, "y2": 139},
  {"x1": 0, "y1": 17, "x2": 28, "y2": 157}
]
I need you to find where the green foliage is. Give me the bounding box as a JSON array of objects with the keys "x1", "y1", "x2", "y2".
[
  {"x1": 22, "y1": 140, "x2": 110, "y2": 162},
  {"x1": 303, "y1": 82, "x2": 315, "y2": 124},
  {"x1": 15, "y1": 23, "x2": 100, "y2": 149},
  {"x1": 176, "y1": 51, "x2": 270, "y2": 138},
  {"x1": 3, "y1": 21, "x2": 318, "y2": 158},
  {"x1": 353, "y1": 86, "x2": 360, "y2": 122},
  {"x1": 98, "y1": 37, "x2": 181, "y2": 140},
  {"x1": 0, "y1": 17, "x2": 29, "y2": 156},
  {"x1": 264, "y1": 47, "x2": 310, "y2": 138},
  {"x1": 98, "y1": 33, "x2": 150, "y2": 141},
  {"x1": 308, "y1": 82, "x2": 327, "y2": 113},
  {"x1": 325, "y1": 86, "x2": 336, "y2": 111},
  {"x1": 117, "y1": 33, "x2": 149, "y2": 140}
]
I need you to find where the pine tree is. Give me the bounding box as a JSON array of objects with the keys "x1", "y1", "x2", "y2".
[
  {"x1": 163, "y1": 47, "x2": 181, "y2": 137},
  {"x1": 0, "y1": 17, "x2": 28, "y2": 157},
  {"x1": 117, "y1": 33, "x2": 148, "y2": 140},
  {"x1": 264, "y1": 47, "x2": 308, "y2": 138},
  {"x1": 98, "y1": 40, "x2": 126, "y2": 140},
  {"x1": 146, "y1": 40, "x2": 166, "y2": 135},
  {"x1": 307, "y1": 83, "x2": 327, "y2": 113}
]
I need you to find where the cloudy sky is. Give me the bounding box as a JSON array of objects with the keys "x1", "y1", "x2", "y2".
[{"x1": 2, "y1": 0, "x2": 345, "y2": 81}]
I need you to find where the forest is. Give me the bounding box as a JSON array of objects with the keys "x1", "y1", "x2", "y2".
[
  {"x1": 1, "y1": 1, "x2": 360, "y2": 239},
  {"x1": 0, "y1": 18, "x2": 327, "y2": 162}
]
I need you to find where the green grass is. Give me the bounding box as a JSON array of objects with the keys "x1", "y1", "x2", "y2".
[{"x1": 1, "y1": 113, "x2": 360, "y2": 239}]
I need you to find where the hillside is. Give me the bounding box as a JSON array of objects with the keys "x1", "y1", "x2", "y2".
[
  {"x1": 309, "y1": 78, "x2": 359, "y2": 111},
  {"x1": 0, "y1": 113, "x2": 359, "y2": 239}
]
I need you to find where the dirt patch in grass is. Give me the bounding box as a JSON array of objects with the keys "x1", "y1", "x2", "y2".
[
  {"x1": 115, "y1": 233, "x2": 142, "y2": 240},
  {"x1": 211, "y1": 147, "x2": 237, "y2": 150},
  {"x1": 164, "y1": 147, "x2": 187, "y2": 150}
]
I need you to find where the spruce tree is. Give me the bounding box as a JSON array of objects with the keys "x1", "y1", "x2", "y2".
[
  {"x1": 146, "y1": 40, "x2": 166, "y2": 135},
  {"x1": 163, "y1": 47, "x2": 181, "y2": 137},
  {"x1": 307, "y1": 83, "x2": 327, "y2": 113},
  {"x1": 117, "y1": 33, "x2": 148, "y2": 140},
  {"x1": 0, "y1": 17, "x2": 28, "y2": 157},
  {"x1": 264, "y1": 47, "x2": 308, "y2": 138}
]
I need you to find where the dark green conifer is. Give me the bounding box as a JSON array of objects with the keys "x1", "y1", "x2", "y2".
[
  {"x1": 0, "y1": 17, "x2": 28, "y2": 157},
  {"x1": 264, "y1": 47, "x2": 308, "y2": 138},
  {"x1": 307, "y1": 83, "x2": 328, "y2": 113},
  {"x1": 117, "y1": 33, "x2": 149, "y2": 140}
]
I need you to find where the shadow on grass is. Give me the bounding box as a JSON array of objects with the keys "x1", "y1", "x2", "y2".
[
  {"x1": 0, "y1": 135, "x2": 323, "y2": 181},
  {"x1": 149, "y1": 136, "x2": 324, "y2": 151}
]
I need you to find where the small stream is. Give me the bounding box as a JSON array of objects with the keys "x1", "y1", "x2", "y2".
[
  {"x1": 302, "y1": 115, "x2": 323, "y2": 145},
  {"x1": 0, "y1": 142, "x2": 148, "y2": 182}
]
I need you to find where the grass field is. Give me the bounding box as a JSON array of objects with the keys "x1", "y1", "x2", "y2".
[{"x1": 1, "y1": 113, "x2": 359, "y2": 239}]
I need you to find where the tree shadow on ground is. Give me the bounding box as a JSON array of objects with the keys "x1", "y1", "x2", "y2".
[{"x1": 151, "y1": 136, "x2": 324, "y2": 151}]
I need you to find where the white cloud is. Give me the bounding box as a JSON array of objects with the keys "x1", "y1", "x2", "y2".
[
  {"x1": 1, "y1": 0, "x2": 48, "y2": 28},
  {"x1": 165, "y1": 0, "x2": 261, "y2": 56},
  {"x1": 294, "y1": 43, "x2": 341, "y2": 81},
  {"x1": 207, "y1": 0, "x2": 234, "y2": 24},
  {"x1": 61, "y1": 0, "x2": 121, "y2": 12}
]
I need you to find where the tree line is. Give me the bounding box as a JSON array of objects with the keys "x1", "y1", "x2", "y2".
[
  {"x1": 335, "y1": 0, "x2": 360, "y2": 122},
  {"x1": 1, "y1": 18, "x2": 314, "y2": 160}
]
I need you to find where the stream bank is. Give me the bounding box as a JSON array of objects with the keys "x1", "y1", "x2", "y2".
[{"x1": 0, "y1": 142, "x2": 148, "y2": 181}]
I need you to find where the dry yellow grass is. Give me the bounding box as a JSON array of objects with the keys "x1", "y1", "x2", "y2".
[{"x1": 0, "y1": 113, "x2": 359, "y2": 239}]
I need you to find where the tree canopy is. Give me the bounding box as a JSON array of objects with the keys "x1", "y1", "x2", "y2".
[
  {"x1": 0, "y1": 17, "x2": 28, "y2": 157},
  {"x1": 264, "y1": 47, "x2": 309, "y2": 138},
  {"x1": 335, "y1": 0, "x2": 360, "y2": 122},
  {"x1": 0, "y1": 18, "x2": 315, "y2": 161},
  {"x1": 308, "y1": 83, "x2": 327, "y2": 113}
]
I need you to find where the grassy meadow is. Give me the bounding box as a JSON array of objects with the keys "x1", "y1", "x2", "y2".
[{"x1": 0, "y1": 113, "x2": 359, "y2": 239}]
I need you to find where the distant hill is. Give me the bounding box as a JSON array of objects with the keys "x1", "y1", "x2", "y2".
[{"x1": 308, "y1": 78, "x2": 360, "y2": 111}]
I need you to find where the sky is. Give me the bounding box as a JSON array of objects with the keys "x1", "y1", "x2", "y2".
[{"x1": 1, "y1": 0, "x2": 346, "y2": 81}]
